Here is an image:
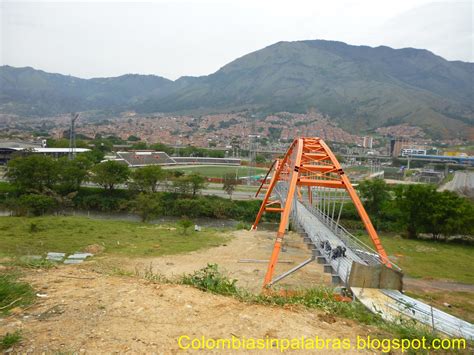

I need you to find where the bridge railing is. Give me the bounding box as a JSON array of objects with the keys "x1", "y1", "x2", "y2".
[{"x1": 275, "y1": 182, "x2": 401, "y2": 271}]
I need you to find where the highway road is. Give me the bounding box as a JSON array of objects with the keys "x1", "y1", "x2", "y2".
[{"x1": 440, "y1": 171, "x2": 474, "y2": 192}]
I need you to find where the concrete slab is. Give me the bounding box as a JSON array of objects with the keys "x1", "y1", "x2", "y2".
[
  {"x1": 64, "y1": 259, "x2": 84, "y2": 264},
  {"x1": 46, "y1": 252, "x2": 66, "y2": 262},
  {"x1": 68, "y1": 253, "x2": 93, "y2": 259}
]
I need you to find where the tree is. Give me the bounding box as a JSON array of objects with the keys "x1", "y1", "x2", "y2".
[
  {"x1": 389, "y1": 184, "x2": 474, "y2": 240},
  {"x1": 223, "y1": 173, "x2": 238, "y2": 200},
  {"x1": 255, "y1": 154, "x2": 266, "y2": 164},
  {"x1": 131, "y1": 165, "x2": 166, "y2": 193},
  {"x1": 187, "y1": 173, "x2": 207, "y2": 197},
  {"x1": 82, "y1": 149, "x2": 105, "y2": 164},
  {"x1": 394, "y1": 184, "x2": 437, "y2": 239},
  {"x1": 133, "y1": 193, "x2": 162, "y2": 222},
  {"x1": 177, "y1": 218, "x2": 193, "y2": 235},
  {"x1": 172, "y1": 176, "x2": 191, "y2": 195},
  {"x1": 149, "y1": 142, "x2": 174, "y2": 155},
  {"x1": 91, "y1": 138, "x2": 114, "y2": 153},
  {"x1": 127, "y1": 135, "x2": 141, "y2": 141},
  {"x1": 131, "y1": 142, "x2": 148, "y2": 150},
  {"x1": 7, "y1": 155, "x2": 59, "y2": 192},
  {"x1": 57, "y1": 156, "x2": 92, "y2": 193},
  {"x1": 358, "y1": 179, "x2": 391, "y2": 225},
  {"x1": 91, "y1": 161, "x2": 130, "y2": 191},
  {"x1": 426, "y1": 191, "x2": 474, "y2": 240}
]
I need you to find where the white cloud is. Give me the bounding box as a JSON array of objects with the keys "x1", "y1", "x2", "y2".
[{"x1": 1, "y1": 1, "x2": 471, "y2": 79}]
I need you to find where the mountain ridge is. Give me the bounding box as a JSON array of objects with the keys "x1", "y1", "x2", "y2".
[{"x1": 1, "y1": 40, "x2": 473, "y2": 139}]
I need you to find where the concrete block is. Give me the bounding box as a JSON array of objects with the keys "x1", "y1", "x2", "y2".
[
  {"x1": 311, "y1": 248, "x2": 321, "y2": 257},
  {"x1": 348, "y1": 262, "x2": 403, "y2": 291},
  {"x1": 46, "y1": 252, "x2": 66, "y2": 262},
  {"x1": 331, "y1": 275, "x2": 342, "y2": 285},
  {"x1": 317, "y1": 256, "x2": 326, "y2": 264},
  {"x1": 324, "y1": 265, "x2": 333, "y2": 273}
]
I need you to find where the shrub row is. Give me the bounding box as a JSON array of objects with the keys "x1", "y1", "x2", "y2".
[{"x1": 1, "y1": 185, "x2": 275, "y2": 223}]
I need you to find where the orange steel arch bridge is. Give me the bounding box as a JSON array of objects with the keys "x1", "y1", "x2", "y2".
[
  {"x1": 252, "y1": 137, "x2": 392, "y2": 287},
  {"x1": 250, "y1": 137, "x2": 474, "y2": 340}
]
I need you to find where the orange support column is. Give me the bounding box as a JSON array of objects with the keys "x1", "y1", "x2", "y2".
[
  {"x1": 263, "y1": 139, "x2": 304, "y2": 287},
  {"x1": 317, "y1": 139, "x2": 391, "y2": 267}
]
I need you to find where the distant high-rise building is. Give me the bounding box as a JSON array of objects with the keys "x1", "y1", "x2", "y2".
[
  {"x1": 362, "y1": 136, "x2": 373, "y2": 149},
  {"x1": 390, "y1": 138, "x2": 410, "y2": 157}
]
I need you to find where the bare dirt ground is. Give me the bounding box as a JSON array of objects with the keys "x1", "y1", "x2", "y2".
[
  {"x1": 0, "y1": 231, "x2": 378, "y2": 354},
  {"x1": 120, "y1": 229, "x2": 333, "y2": 293},
  {"x1": 1, "y1": 268, "x2": 376, "y2": 354},
  {"x1": 404, "y1": 277, "x2": 474, "y2": 293}
]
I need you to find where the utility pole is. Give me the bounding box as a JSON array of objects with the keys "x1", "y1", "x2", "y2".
[
  {"x1": 69, "y1": 113, "x2": 79, "y2": 160},
  {"x1": 247, "y1": 134, "x2": 260, "y2": 185}
]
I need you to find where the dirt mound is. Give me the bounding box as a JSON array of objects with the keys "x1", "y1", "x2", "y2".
[
  {"x1": 1, "y1": 267, "x2": 372, "y2": 353},
  {"x1": 83, "y1": 244, "x2": 105, "y2": 254}
]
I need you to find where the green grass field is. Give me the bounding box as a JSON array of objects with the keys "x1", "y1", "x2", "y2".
[
  {"x1": 357, "y1": 234, "x2": 474, "y2": 284},
  {"x1": 346, "y1": 166, "x2": 370, "y2": 173},
  {"x1": 0, "y1": 216, "x2": 228, "y2": 258},
  {"x1": 165, "y1": 165, "x2": 268, "y2": 178}
]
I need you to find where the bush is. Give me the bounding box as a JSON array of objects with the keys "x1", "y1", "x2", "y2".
[
  {"x1": 179, "y1": 265, "x2": 436, "y2": 343},
  {"x1": 172, "y1": 199, "x2": 204, "y2": 218},
  {"x1": 181, "y1": 264, "x2": 239, "y2": 296},
  {"x1": 133, "y1": 193, "x2": 162, "y2": 222},
  {"x1": 74, "y1": 188, "x2": 134, "y2": 212},
  {"x1": 29, "y1": 222, "x2": 40, "y2": 233},
  {"x1": 235, "y1": 221, "x2": 252, "y2": 230},
  {"x1": 14, "y1": 194, "x2": 57, "y2": 216},
  {"x1": 177, "y1": 218, "x2": 193, "y2": 235}
]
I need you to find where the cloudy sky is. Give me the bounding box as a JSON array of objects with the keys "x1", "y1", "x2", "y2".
[{"x1": 1, "y1": 0, "x2": 472, "y2": 80}]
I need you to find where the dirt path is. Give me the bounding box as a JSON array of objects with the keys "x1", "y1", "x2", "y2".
[
  {"x1": 404, "y1": 277, "x2": 474, "y2": 293},
  {"x1": 1, "y1": 267, "x2": 374, "y2": 354}
]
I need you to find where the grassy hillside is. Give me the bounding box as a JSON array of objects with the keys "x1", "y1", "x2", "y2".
[
  {"x1": 0, "y1": 216, "x2": 228, "y2": 258},
  {"x1": 358, "y1": 234, "x2": 474, "y2": 284}
]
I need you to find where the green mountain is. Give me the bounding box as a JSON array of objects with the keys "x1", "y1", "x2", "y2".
[
  {"x1": 0, "y1": 66, "x2": 172, "y2": 116},
  {"x1": 137, "y1": 40, "x2": 473, "y2": 138},
  {"x1": 1, "y1": 40, "x2": 473, "y2": 138}
]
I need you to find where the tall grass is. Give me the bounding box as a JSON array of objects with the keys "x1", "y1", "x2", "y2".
[
  {"x1": 0, "y1": 272, "x2": 35, "y2": 314},
  {"x1": 0, "y1": 331, "x2": 22, "y2": 350}
]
